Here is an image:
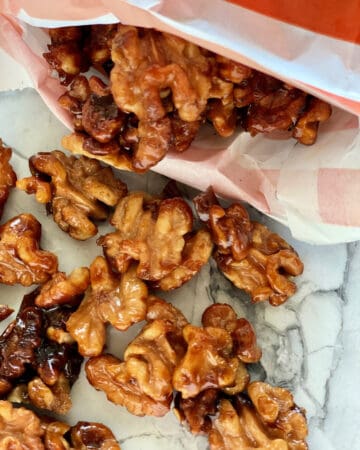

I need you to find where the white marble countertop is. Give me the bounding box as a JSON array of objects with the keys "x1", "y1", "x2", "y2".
[{"x1": 0, "y1": 88, "x2": 359, "y2": 450}]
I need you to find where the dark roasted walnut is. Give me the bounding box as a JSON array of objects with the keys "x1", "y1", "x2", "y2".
[
  {"x1": 0, "y1": 293, "x2": 42, "y2": 380},
  {"x1": 0, "y1": 290, "x2": 83, "y2": 415},
  {"x1": 209, "y1": 382, "x2": 308, "y2": 450},
  {"x1": 194, "y1": 187, "x2": 304, "y2": 306},
  {"x1": 35, "y1": 267, "x2": 90, "y2": 308},
  {"x1": 0, "y1": 140, "x2": 17, "y2": 220},
  {"x1": 99, "y1": 192, "x2": 211, "y2": 288},
  {"x1": 0, "y1": 400, "x2": 121, "y2": 449},
  {"x1": 0, "y1": 214, "x2": 58, "y2": 286},
  {"x1": 86, "y1": 299, "x2": 188, "y2": 417},
  {"x1": 17, "y1": 150, "x2": 127, "y2": 240},
  {"x1": 67, "y1": 256, "x2": 148, "y2": 357}
]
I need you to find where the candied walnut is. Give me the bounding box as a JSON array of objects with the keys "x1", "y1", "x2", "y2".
[
  {"x1": 0, "y1": 295, "x2": 43, "y2": 380},
  {"x1": 111, "y1": 26, "x2": 213, "y2": 122},
  {"x1": 202, "y1": 304, "x2": 261, "y2": 363},
  {"x1": 0, "y1": 399, "x2": 121, "y2": 450},
  {"x1": 194, "y1": 188, "x2": 304, "y2": 306},
  {"x1": 0, "y1": 400, "x2": 44, "y2": 449},
  {"x1": 44, "y1": 419, "x2": 121, "y2": 450},
  {"x1": 67, "y1": 256, "x2": 148, "y2": 357},
  {"x1": 0, "y1": 214, "x2": 58, "y2": 286},
  {"x1": 17, "y1": 151, "x2": 127, "y2": 240},
  {"x1": 35, "y1": 267, "x2": 90, "y2": 308},
  {"x1": 174, "y1": 388, "x2": 218, "y2": 435},
  {"x1": 28, "y1": 374, "x2": 71, "y2": 415},
  {"x1": 86, "y1": 333, "x2": 173, "y2": 416},
  {"x1": 43, "y1": 420, "x2": 71, "y2": 450},
  {"x1": 173, "y1": 303, "x2": 260, "y2": 400},
  {"x1": 246, "y1": 382, "x2": 308, "y2": 449},
  {"x1": 62, "y1": 132, "x2": 133, "y2": 172},
  {"x1": 99, "y1": 192, "x2": 200, "y2": 284},
  {"x1": 153, "y1": 229, "x2": 213, "y2": 291},
  {"x1": 0, "y1": 140, "x2": 16, "y2": 220},
  {"x1": 146, "y1": 296, "x2": 189, "y2": 358},
  {"x1": 44, "y1": 27, "x2": 89, "y2": 85},
  {"x1": 146, "y1": 296, "x2": 188, "y2": 331},
  {"x1": 110, "y1": 25, "x2": 217, "y2": 170},
  {"x1": 70, "y1": 421, "x2": 120, "y2": 449},
  {"x1": 82, "y1": 93, "x2": 125, "y2": 143},
  {"x1": 59, "y1": 75, "x2": 125, "y2": 142},
  {"x1": 209, "y1": 382, "x2": 308, "y2": 450},
  {"x1": 0, "y1": 290, "x2": 83, "y2": 414},
  {"x1": 0, "y1": 306, "x2": 12, "y2": 322},
  {"x1": 245, "y1": 82, "x2": 307, "y2": 136},
  {"x1": 209, "y1": 398, "x2": 286, "y2": 450},
  {"x1": 172, "y1": 324, "x2": 240, "y2": 399},
  {"x1": 293, "y1": 97, "x2": 332, "y2": 145},
  {"x1": 207, "y1": 99, "x2": 237, "y2": 138},
  {"x1": 86, "y1": 300, "x2": 188, "y2": 417}
]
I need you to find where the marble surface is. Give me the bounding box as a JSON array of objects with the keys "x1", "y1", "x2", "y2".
[{"x1": 0, "y1": 88, "x2": 359, "y2": 450}]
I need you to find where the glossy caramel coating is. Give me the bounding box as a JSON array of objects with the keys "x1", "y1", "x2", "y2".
[
  {"x1": 0, "y1": 400, "x2": 121, "y2": 449},
  {"x1": 0, "y1": 214, "x2": 58, "y2": 286},
  {"x1": 194, "y1": 187, "x2": 304, "y2": 306},
  {"x1": 67, "y1": 256, "x2": 148, "y2": 357},
  {"x1": 17, "y1": 150, "x2": 127, "y2": 240},
  {"x1": 100, "y1": 192, "x2": 193, "y2": 280},
  {"x1": 209, "y1": 382, "x2": 308, "y2": 450}
]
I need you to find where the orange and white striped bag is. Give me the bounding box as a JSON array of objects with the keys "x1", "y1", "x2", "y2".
[{"x1": 0, "y1": 0, "x2": 359, "y2": 243}]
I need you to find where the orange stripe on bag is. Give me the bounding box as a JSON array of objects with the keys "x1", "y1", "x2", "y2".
[{"x1": 227, "y1": 0, "x2": 360, "y2": 44}]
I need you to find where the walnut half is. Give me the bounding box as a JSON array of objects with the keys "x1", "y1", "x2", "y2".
[
  {"x1": 86, "y1": 297, "x2": 188, "y2": 417},
  {"x1": 17, "y1": 150, "x2": 127, "y2": 240},
  {"x1": 173, "y1": 303, "x2": 261, "y2": 400},
  {"x1": 67, "y1": 256, "x2": 148, "y2": 357},
  {"x1": 209, "y1": 382, "x2": 308, "y2": 450},
  {"x1": 0, "y1": 400, "x2": 121, "y2": 449},
  {"x1": 194, "y1": 187, "x2": 304, "y2": 306},
  {"x1": 0, "y1": 214, "x2": 58, "y2": 286},
  {"x1": 100, "y1": 191, "x2": 211, "y2": 289}
]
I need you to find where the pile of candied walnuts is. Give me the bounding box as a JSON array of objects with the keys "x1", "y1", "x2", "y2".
[
  {"x1": 0, "y1": 133, "x2": 309, "y2": 449},
  {"x1": 43, "y1": 24, "x2": 332, "y2": 173}
]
